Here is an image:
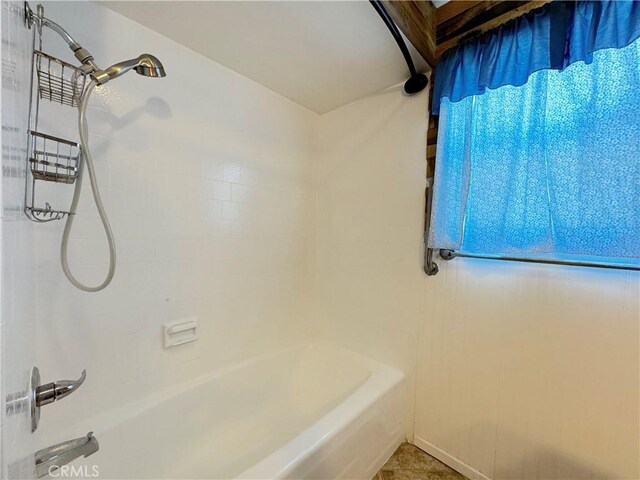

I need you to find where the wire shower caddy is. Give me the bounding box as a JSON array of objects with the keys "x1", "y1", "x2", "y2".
[
  {"x1": 34, "y1": 50, "x2": 87, "y2": 108},
  {"x1": 24, "y1": 4, "x2": 87, "y2": 222}
]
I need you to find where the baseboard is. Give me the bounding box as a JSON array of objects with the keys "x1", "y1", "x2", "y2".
[{"x1": 412, "y1": 436, "x2": 492, "y2": 480}]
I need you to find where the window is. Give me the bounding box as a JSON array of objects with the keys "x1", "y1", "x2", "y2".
[{"x1": 429, "y1": 39, "x2": 640, "y2": 269}]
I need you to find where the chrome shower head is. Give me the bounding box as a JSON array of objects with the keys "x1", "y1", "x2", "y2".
[
  {"x1": 93, "y1": 54, "x2": 166, "y2": 84},
  {"x1": 132, "y1": 54, "x2": 166, "y2": 78}
]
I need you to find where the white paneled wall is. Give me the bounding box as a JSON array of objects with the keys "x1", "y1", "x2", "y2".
[
  {"x1": 414, "y1": 260, "x2": 640, "y2": 480},
  {"x1": 2, "y1": 0, "x2": 317, "y2": 451},
  {"x1": 311, "y1": 80, "x2": 639, "y2": 479}
]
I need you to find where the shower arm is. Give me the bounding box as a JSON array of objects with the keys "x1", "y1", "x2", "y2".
[
  {"x1": 25, "y1": 3, "x2": 101, "y2": 75},
  {"x1": 25, "y1": 4, "x2": 164, "y2": 86}
]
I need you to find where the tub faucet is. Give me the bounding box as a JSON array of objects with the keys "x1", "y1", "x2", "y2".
[
  {"x1": 35, "y1": 369, "x2": 86, "y2": 407},
  {"x1": 35, "y1": 432, "x2": 99, "y2": 478},
  {"x1": 31, "y1": 367, "x2": 87, "y2": 432}
]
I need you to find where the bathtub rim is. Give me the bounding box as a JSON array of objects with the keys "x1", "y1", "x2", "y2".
[
  {"x1": 236, "y1": 349, "x2": 405, "y2": 479},
  {"x1": 36, "y1": 343, "x2": 405, "y2": 479},
  {"x1": 35, "y1": 343, "x2": 402, "y2": 440}
]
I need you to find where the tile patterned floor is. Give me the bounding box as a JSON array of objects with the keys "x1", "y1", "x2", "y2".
[{"x1": 373, "y1": 442, "x2": 469, "y2": 480}]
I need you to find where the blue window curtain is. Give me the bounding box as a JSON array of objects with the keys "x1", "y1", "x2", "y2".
[
  {"x1": 429, "y1": 6, "x2": 640, "y2": 263},
  {"x1": 432, "y1": 0, "x2": 640, "y2": 115}
]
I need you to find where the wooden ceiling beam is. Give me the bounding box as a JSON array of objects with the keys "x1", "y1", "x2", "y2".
[
  {"x1": 438, "y1": 1, "x2": 528, "y2": 44},
  {"x1": 382, "y1": 0, "x2": 437, "y2": 68},
  {"x1": 436, "y1": 0, "x2": 552, "y2": 60},
  {"x1": 436, "y1": 1, "x2": 483, "y2": 25}
]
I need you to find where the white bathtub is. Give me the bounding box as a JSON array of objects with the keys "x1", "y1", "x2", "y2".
[{"x1": 59, "y1": 345, "x2": 405, "y2": 479}]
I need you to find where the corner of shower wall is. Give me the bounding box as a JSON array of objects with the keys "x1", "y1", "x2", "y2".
[{"x1": 311, "y1": 84, "x2": 430, "y2": 441}]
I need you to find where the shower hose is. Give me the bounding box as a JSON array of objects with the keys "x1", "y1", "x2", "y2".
[{"x1": 61, "y1": 79, "x2": 116, "y2": 292}]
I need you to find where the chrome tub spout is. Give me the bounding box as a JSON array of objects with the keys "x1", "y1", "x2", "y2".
[{"x1": 35, "y1": 432, "x2": 99, "y2": 478}]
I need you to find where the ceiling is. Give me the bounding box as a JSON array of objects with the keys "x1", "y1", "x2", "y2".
[{"x1": 104, "y1": 1, "x2": 430, "y2": 114}]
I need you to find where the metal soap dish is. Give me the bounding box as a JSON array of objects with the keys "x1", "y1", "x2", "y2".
[
  {"x1": 26, "y1": 204, "x2": 71, "y2": 222},
  {"x1": 34, "y1": 50, "x2": 86, "y2": 108}
]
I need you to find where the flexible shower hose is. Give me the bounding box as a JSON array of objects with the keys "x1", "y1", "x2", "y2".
[{"x1": 60, "y1": 79, "x2": 116, "y2": 292}]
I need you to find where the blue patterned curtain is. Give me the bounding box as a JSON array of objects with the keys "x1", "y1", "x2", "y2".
[
  {"x1": 429, "y1": 39, "x2": 640, "y2": 262},
  {"x1": 432, "y1": 0, "x2": 640, "y2": 115}
]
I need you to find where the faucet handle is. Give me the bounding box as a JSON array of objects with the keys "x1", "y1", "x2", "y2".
[
  {"x1": 35, "y1": 369, "x2": 86, "y2": 407},
  {"x1": 31, "y1": 367, "x2": 88, "y2": 432}
]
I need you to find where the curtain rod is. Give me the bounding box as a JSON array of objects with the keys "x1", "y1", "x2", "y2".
[
  {"x1": 439, "y1": 250, "x2": 640, "y2": 272},
  {"x1": 369, "y1": 0, "x2": 428, "y2": 95}
]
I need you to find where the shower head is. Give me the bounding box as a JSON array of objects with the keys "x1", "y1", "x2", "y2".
[
  {"x1": 24, "y1": 7, "x2": 165, "y2": 85},
  {"x1": 93, "y1": 54, "x2": 166, "y2": 85},
  {"x1": 132, "y1": 54, "x2": 166, "y2": 78}
]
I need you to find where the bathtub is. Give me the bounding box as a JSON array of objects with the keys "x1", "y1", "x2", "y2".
[{"x1": 55, "y1": 345, "x2": 405, "y2": 479}]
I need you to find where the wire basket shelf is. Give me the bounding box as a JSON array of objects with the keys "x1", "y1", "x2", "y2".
[
  {"x1": 24, "y1": 11, "x2": 86, "y2": 223},
  {"x1": 29, "y1": 130, "x2": 80, "y2": 184},
  {"x1": 34, "y1": 50, "x2": 86, "y2": 108}
]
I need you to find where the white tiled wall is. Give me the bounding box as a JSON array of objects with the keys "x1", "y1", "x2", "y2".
[
  {"x1": 2, "y1": 0, "x2": 318, "y2": 455},
  {"x1": 1, "y1": 2, "x2": 39, "y2": 476}
]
